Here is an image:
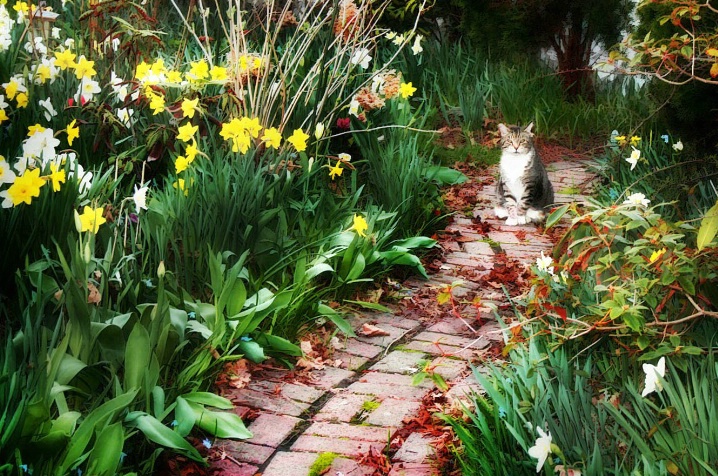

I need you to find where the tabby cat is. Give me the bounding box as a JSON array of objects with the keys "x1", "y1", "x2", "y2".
[{"x1": 494, "y1": 122, "x2": 554, "y2": 225}]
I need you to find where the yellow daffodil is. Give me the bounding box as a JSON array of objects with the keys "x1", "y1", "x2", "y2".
[
  {"x1": 181, "y1": 97, "x2": 199, "y2": 119},
  {"x1": 166, "y1": 70, "x2": 183, "y2": 83},
  {"x1": 78, "y1": 205, "x2": 106, "y2": 234},
  {"x1": 148, "y1": 92, "x2": 165, "y2": 115},
  {"x1": 220, "y1": 118, "x2": 252, "y2": 153},
  {"x1": 261, "y1": 127, "x2": 282, "y2": 149},
  {"x1": 649, "y1": 248, "x2": 667, "y2": 264},
  {"x1": 328, "y1": 160, "x2": 343, "y2": 180},
  {"x1": 47, "y1": 163, "x2": 66, "y2": 192},
  {"x1": 15, "y1": 92, "x2": 28, "y2": 108},
  {"x1": 135, "y1": 61, "x2": 151, "y2": 81},
  {"x1": 187, "y1": 60, "x2": 209, "y2": 82},
  {"x1": 185, "y1": 141, "x2": 199, "y2": 162},
  {"x1": 630, "y1": 135, "x2": 641, "y2": 147},
  {"x1": 0, "y1": 109, "x2": 7, "y2": 124},
  {"x1": 5, "y1": 168, "x2": 45, "y2": 206},
  {"x1": 287, "y1": 128, "x2": 310, "y2": 152},
  {"x1": 173, "y1": 178, "x2": 189, "y2": 196},
  {"x1": 176, "y1": 122, "x2": 198, "y2": 143},
  {"x1": 54, "y1": 49, "x2": 76, "y2": 70},
  {"x1": 74, "y1": 56, "x2": 96, "y2": 80},
  {"x1": 28, "y1": 123, "x2": 45, "y2": 136},
  {"x1": 399, "y1": 82, "x2": 416, "y2": 99},
  {"x1": 35, "y1": 64, "x2": 52, "y2": 83},
  {"x1": 175, "y1": 155, "x2": 190, "y2": 173},
  {"x1": 350, "y1": 214, "x2": 368, "y2": 237},
  {"x1": 614, "y1": 135, "x2": 626, "y2": 146},
  {"x1": 4, "y1": 80, "x2": 18, "y2": 100},
  {"x1": 66, "y1": 119, "x2": 79, "y2": 146},
  {"x1": 210, "y1": 65, "x2": 228, "y2": 81}
]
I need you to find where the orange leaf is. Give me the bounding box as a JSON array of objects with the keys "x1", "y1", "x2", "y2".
[
  {"x1": 711, "y1": 62, "x2": 718, "y2": 78},
  {"x1": 707, "y1": 48, "x2": 718, "y2": 57},
  {"x1": 360, "y1": 323, "x2": 390, "y2": 336}
]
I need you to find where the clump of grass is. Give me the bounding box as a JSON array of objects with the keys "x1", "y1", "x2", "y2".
[{"x1": 308, "y1": 452, "x2": 340, "y2": 476}]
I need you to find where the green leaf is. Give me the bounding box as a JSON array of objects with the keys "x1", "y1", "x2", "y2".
[
  {"x1": 173, "y1": 396, "x2": 195, "y2": 437},
  {"x1": 254, "y1": 334, "x2": 303, "y2": 357},
  {"x1": 697, "y1": 201, "x2": 718, "y2": 251},
  {"x1": 305, "y1": 263, "x2": 334, "y2": 280},
  {"x1": 124, "y1": 324, "x2": 151, "y2": 391},
  {"x1": 679, "y1": 346, "x2": 703, "y2": 356},
  {"x1": 188, "y1": 403, "x2": 253, "y2": 439},
  {"x1": 677, "y1": 275, "x2": 695, "y2": 295},
  {"x1": 545, "y1": 204, "x2": 570, "y2": 230},
  {"x1": 317, "y1": 304, "x2": 356, "y2": 337},
  {"x1": 636, "y1": 336, "x2": 651, "y2": 350},
  {"x1": 87, "y1": 422, "x2": 124, "y2": 476},
  {"x1": 182, "y1": 392, "x2": 234, "y2": 410},
  {"x1": 238, "y1": 340, "x2": 267, "y2": 363},
  {"x1": 412, "y1": 372, "x2": 428, "y2": 386},
  {"x1": 128, "y1": 413, "x2": 203, "y2": 460},
  {"x1": 431, "y1": 373, "x2": 449, "y2": 392},
  {"x1": 390, "y1": 237, "x2": 436, "y2": 249},
  {"x1": 344, "y1": 300, "x2": 392, "y2": 313},
  {"x1": 424, "y1": 166, "x2": 467, "y2": 185}
]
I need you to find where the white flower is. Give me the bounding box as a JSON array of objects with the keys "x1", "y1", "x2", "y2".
[
  {"x1": 111, "y1": 37, "x2": 120, "y2": 52},
  {"x1": 350, "y1": 47, "x2": 372, "y2": 69},
  {"x1": 38, "y1": 97, "x2": 57, "y2": 121},
  {"x1": 625, "y1": 147, "x2": 640, "y2": 171},
  {"x1": 0, "y1": 156, "x2": 17, "y2": 184},
  {"x1": 411, "y1": 34, "x2": 423, "y2": 55},
  {"x1": 392, "y1": 33, "x2": 405, "y2": 46},
  {"x1": 116, "y1": 107, "x2": 135, "y2": 127},
  {"x1": 22, "y1": 128, "x2": 60, "y2": 168},
  {"x1": 536, "y1": 251, "x2": 554, "y2": 275},
  {"x1": 64, "y1": 38, "x2": 75, "y2": 49},
  {"x1": 132, "y1": 184, "x2": 149, "y2": 212},
  {"x1": 672, "y1": 140, "x2": 683, "y2": 151},
  {"x1": 623, "y1": 192, "x2": 650, "y2": 208},
  {"x1": 528, "y1": 426, "x2": 553, "y2": 472},
  {"x1": 51, "y1": 26, "x2": 61, "y2": 39},
  {"x1": 314, "y1": 122, "x2": 325, "y2": 140},
  {"x1": 338, "y1": 152, "x2": 351, "y2": 162},
  {"x1": 642, "y1": 357, "x2": 666, "y2": 397},
  {"x1": 77, "y1": 77, "x2": 101, "y2": 103},
  {"x1": 348, "y1": 98, "x2": 360, "y2": 117},
  {"x1": 0, "y1": 94, "x2": 7, "y2": 109}
]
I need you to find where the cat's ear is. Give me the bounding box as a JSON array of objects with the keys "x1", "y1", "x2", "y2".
[
  {"x1": 524, "y1": 122, "x2": 535, "y2": 134},
  {"x1": 497, "y1": 123, "x2": 509, "y2": 136}
]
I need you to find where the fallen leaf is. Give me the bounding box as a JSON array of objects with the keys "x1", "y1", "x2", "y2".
[
  {"x1": 360, "y1": 323, "x2": 390, "y2": 337},
  {"x1": 87, "y1": 282, "x2": 101, "y2": 304}
]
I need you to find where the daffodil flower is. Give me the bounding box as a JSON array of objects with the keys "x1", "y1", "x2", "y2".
[
  {"x1": 132, "y1": 184, "x2": 149, "y2": 212},
  {"x1": 287, "y1": 128, "x2": 310, "y2": 152},
  {"x1": 672, "y1": 140, "x2": 683, "y2": 151},
  {"x1": 535, "y1": 251, "x2": 555, "y2": 275},
  {"x1": 350, "y1": 214, "x2": 368, "y2": 237},
  {"x1": 328, "y1": 160, "x2": 343, "y2": 180},
  {"x1": 625, "y1": 147, "x2": 640, "y2": 171},
  {"x1": 642, "y1": 357, "x2": 666, "y2": 397},
  {"x1": 176, "y1": 122, "x2": 198, "y2": 143},
  {"x1": 528, "y1": 426, "x2": 553, "y2": 472},
  {"x1": 78, "y1": 205, "x2": 107, "y2": 234},
  {"x1": 649, "y1": 248, "x2": 666, "y2": 264},
  {"x1": 623, "y1": 192, "x2": 650, "y2": 207},
  {"x1": 399, "y1": 82, "x2": 417, "y2": 99}
]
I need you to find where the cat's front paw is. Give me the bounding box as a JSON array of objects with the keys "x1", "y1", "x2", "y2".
[
  {"x1": 516, "y1": 215, "x2": 527, "y2": 225},
  {"x1": 526, "y1": 209, "x2": 545, "y2": 223},
  {"x1": 505, "y1": 217, "x2": 518, "y2": 226},
  {"x1": 494, "y1": 206, "x2": 509, "y2": 219}
]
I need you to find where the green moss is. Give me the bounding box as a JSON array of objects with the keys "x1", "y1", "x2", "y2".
[
  {"x1": 362, "y1": 399, "x2": 380, "y2": 412},
  {"x1": 308, "y1": 452, "x2": 340, "y2": 476},
  {"x1": 557, "y1": 186, "x2": 581, "y2": 195}
]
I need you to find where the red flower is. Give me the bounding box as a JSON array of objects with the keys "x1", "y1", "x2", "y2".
[
  {"x1": 336, "y1": 117, "x2": 351, "y2": 130},
  {"x1": 67, "y1": 98, "x2": 74, "y2": 107}
]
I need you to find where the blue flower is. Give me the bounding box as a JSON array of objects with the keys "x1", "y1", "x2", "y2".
[
  {"x1": 77, "y1": 469, "x2": 82, "y2": 476},
  {"x1": 609, "y1": 188, "x2": 620, "y2": 200},
  {"x1": 240, "y1": 335, "x2": 252, "y2": 342},
  {"x1": 498, "y1": 406, "x2": 507, "y2": 418},
  {"x1": 171, "y1": 419, "x2": 179, "y2": 427},
  {"x1": 202, "y1": 438, "x2": 212, "y2": 449},
  {"x1": 661, "y1": 134, "x2": 669, "y2": 143},
  {"x1": 120, "y1": 452, "x2": 127, "y2": 463},
  {"x1": 142, "y1": 278, "x2": 154, "y2": 288},
  {"x1": 20, "y1": 464, "x2": 30, "y2": 474},
  {"x1": 187, "y1": 311, "x2": 196, "y2": 320}
]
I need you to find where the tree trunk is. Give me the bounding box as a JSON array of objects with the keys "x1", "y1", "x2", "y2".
[{"x1": 551, "y1": 20, "x2": 595, "y2": 101}]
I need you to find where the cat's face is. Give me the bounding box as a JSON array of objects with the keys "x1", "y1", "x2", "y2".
[{"x1": 498, "y1": 123, "x2": 534, "y2": 154}]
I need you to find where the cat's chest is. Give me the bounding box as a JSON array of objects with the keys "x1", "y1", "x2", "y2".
[{"x1": 499, "y1": 151, "x2": 532, "y2": 184}]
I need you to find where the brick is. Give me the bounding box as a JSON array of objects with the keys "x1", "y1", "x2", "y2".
[
  {"x1": 388, "y1": 462, "x2": 438, "y2": 476},
  {"x1": 247, "y1": 381, "x2": 324, "y2": 404},
  {"x1": 357, "y1": 371, "x2": 431, "y2": 388},
  {"x1": 333, "y1": 351, "x2": 369, "y2": 370},
  {"x1": 342, "y1": 339, "x2": 384, "y2": 359},
  {"x1": 461, "y1": 240, "x2": 495, "y2": 255},
  {"x1": 262, "y1": 451, "x2": 317, "y2": 476},
  {"x1": 426, "y1": 319, "x2": 478, "y2": 337},
  {"x1": 331, "y1": 457, "x2": 375, "y2": 476},
  {"x1": 314, "y1": 393, "x2": 370, "y2": 423},
  {"x1": 477, "y1": 320, "x2": 505, "y2": 343},
  {"x1": 364, "y1": 398, "x2": 422, "y2": 427},
  {"x1": 402, "y1": 340, "x2": 468, "y2": 357},
  {"x1": 224, "y1": 441, "x2": 276, "y2": 465},
  {"x1": 208, "y1": 458, "x2": 258, "y2": 476},
  {"x1": 227, "y1": 388, "x2": 311, "y2": 416},
  {"x1": 346, "y1": 381, "x2": 429, "y2": 401},
  {"x1": 446, "y1": 374, "x2": 486, "y2": 402},
  {"x1": 367, "y1": 313, "x2": 423, "y2": 331},
  {"x1": 369, "y1": 351, "x2": 428, "y2": 375},
  {"x1": 355, "y1": 324, "x2": 409, "y2": 347},
  {"x1": 245, "y1": 413, "x2": 301, "y2": 448},
  {"x1": 413, "y1": 331, "x2": 488, "y2": 350},
  {"x1": 429, "y1": 357, "x2": 469, "y2": 381},
  {"x1": 487, "y1": 231, "x2": 522, "y2": 244},
  {"x1": 290, "y1": 435, "x2": 383, "y2": 457},
  {"x1": 304, "y1": 421, "x2": 391, "y2": 441},
  {"x1": 393, "y1": 433, "x2": 435, "y2": 463},
  {"x1": 311, "y1": 366, "x2": 354, "y2": 390}
]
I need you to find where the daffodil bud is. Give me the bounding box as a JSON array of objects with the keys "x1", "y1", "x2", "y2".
[
  {"x1": 73, "y1": 209, "x2": 82, "y2": 233},
  {"x1": 83, "y1": 240, "x2": 92, "y2": 264},
  {"x1": 157, "y1": 260, "x2": 166, "y2": 278}
]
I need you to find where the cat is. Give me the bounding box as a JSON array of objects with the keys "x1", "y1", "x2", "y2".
[{"x1": 494, "y1": 122, "x2": 554, "y2": 226}]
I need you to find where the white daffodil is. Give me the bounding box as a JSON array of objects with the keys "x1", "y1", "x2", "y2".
[
  {"x1": 528, "y1": 426, "x2": 553, "y2": 473},
  {"x1": 314, "y1": 122, "x2": 325, "y2": 140},
  {"x1": 623, "y1": 192, "x2": 651, "y2": 208},
  {"x1": 411, "y1": 34, "x2": 423, "y2": 55},
  {"x1": 641, "y1": 357, "x2": 666, "y2": 397},
  {"x1": 38, "y1": 97, "x2": 57, "y2": 121},
  {"x1": 348, "y1": 98, "x2": 360, "y2": 117},
  {"x1": 350, "y1": 47, "x2": 372, "y2": 69},
  {"x1": 132, "y1": 184, "x2": 149, "y2": 212},
  {"x1": 338, "y1": 152, "x2": 351, "y2": 162},
  {"x1": 672, "y1": 140, "x2": 683, "y2": 152},
  {"x1": 0, "y1": 156, "x2": 17, "y2": 184},
  {"x1": 116, "y1": 107, "x2": 135, "y2": 127},
  {"x1": 536, "y1": 251, "x2": 555, "y2": 275},
  {"x1": 625, "y1": 147, "x2": 640, "y2": 171},
  {"x1": 77, "y1": 77, "x2": 101, "y2": 103}
]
